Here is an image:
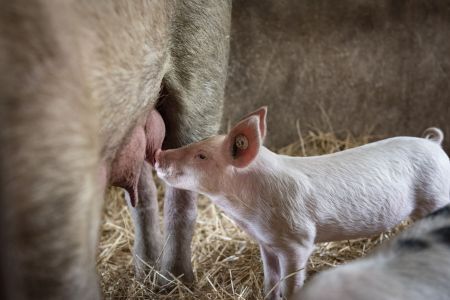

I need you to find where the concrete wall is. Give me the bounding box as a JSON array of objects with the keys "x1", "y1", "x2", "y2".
[{"x1": 223, "y1": 0, "x2": 450, "y2": 151}]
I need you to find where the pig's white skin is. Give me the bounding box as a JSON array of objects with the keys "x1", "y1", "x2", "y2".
[
  {"x1": 155, "y1": 108, "x2": 450, "y2": 299},
  {"x1": 295, "y1": 206, "x2": 450, "y2": 300}
]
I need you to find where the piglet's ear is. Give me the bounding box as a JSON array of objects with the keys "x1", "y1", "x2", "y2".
[
  {"x1": 224, "y1": 115, "x2": 262, "y2": 168},
  {"x1": 239, "y1": 106, "x2": 267, "y2": 141}
]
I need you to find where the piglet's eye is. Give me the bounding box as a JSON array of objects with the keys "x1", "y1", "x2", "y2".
[{"x1": 196, "y1": 153, "x2": 207, "y2": 160}]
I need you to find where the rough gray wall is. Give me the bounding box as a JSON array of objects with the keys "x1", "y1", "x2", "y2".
[{"x1": 223, "y1": 0, "x2": 450, "y2": 151}]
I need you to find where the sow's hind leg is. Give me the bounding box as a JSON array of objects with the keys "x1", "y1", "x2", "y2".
[
  {"x1": 156, "y1": 0, "x2": 231, "y2": 286},
  {"x1": 121, "y1": 110, "x2": 165, "y2": 280},
  {"x1": 127, "y1": 161, "x2": 163, "y2": 280}
]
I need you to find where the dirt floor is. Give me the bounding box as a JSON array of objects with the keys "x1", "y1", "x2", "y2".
[{"x1": 98, "y1": 130, "x2": 411, "y2": 299}]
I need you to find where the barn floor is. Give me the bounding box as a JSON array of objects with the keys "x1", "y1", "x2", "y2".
[{"x1": 98, "y1": 130, "x2": 410, "y2": 299}]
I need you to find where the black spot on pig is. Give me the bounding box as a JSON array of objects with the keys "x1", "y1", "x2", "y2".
[
  {"x1": 431, "y1": 226, "x2": 450, "y2": 247},
  {"x1": 426, "y1": 205, "x2": 450, "y2": 219},
  {"x1": 397, "y1": 238, "x2": 429, "y2": 251}
]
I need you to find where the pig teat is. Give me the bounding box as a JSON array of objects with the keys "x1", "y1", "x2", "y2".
[{"x1": 110, "y1": 109, "x2": 166, "y2": 207}]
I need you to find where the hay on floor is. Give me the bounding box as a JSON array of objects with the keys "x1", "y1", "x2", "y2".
[{"x1": 98, "y1": 130, "x2": 411, "y2": 299}]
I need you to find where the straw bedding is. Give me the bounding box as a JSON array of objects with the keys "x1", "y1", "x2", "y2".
[{"x1": 98, "y1": 130, "x2": 411, "y2": 299}]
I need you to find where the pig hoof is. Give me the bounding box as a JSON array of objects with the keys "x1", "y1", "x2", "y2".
[
  {"x1": 134, "y1": 245, "x2": 160, "y2": 283},
  {"x1": 156, "y1": 268, "x2": 195, "y2": 291},
  {"x1": 134, "y1": 261, "x2": 154, "y2": 283}
]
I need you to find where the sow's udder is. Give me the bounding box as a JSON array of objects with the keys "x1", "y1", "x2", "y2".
[{"x1": 110, "y1": 109, "x2": 166, "y2": 206}]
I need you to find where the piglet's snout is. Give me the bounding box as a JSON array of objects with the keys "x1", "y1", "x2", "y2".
[
  {"x1": 154, "y1": 149, "x2": 183, "y2": 184},
  {"x1": 154, "y1": 149, "x2": 173, "y2": 178},
  {"x1": 153, "y1": 149, "x2": 162, "y2": 167},
  {"x1": 154, "y1": 149, "x2": 163, "y2": 169}
]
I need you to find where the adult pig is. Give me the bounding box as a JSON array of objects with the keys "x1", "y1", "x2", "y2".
[{"x1": 0, "y1": 1, "x2": 231, "y2": 299}]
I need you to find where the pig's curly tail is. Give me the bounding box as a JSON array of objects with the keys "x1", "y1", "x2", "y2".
[{"x1": 422, "y1": 127, "x2": 444, "y2": 144}]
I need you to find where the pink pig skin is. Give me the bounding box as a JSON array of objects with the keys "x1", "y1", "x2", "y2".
[
  {"x1": 108, "y1": 109, "x2": 165, "y2": 279},
  {"x1": 109, "y1": 109, "x2": 165, "y2": 207},
  {"x1": 154, "y1": 107, "x2": 450, "y2": 299}
]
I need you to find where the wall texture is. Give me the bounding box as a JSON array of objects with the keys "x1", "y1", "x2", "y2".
[{"x1": 223, "y1": 0, "x2": 450, "y2": 151}]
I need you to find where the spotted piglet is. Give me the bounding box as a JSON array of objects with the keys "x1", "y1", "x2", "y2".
[
  {"x1": 154, "y1": 107, "x2": 450, "y2": 299},
  {"x1": 296, "y1": 204, "x2": 450, "y2": 300}
]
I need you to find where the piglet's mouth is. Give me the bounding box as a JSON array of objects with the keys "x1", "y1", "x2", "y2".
[
  {"x1": 155, "y1": 167, "x2": 183, "y2": 183},
  {"x1": 150, "y1": 149, "x2": 162, "y2": 167},
  {"x1": 149, "y1": 154, "x2": 157, "y2": 167},
  {"x1": 152, "y1": 149, "x2": 184, "y2": 181},
  {"x1": 156, "y1": 169, "x2": 183, "y2": 179}
]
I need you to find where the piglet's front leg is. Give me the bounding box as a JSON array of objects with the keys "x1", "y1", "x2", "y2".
[
  {"x1": 277, "y1": 242, "x2": 314, "y2": 299},
  {"x1": 127, "y1": 161, "x2": 162, "y2": 280},
  {"x1": 260, "y1": 244, "x2": 281, "y2": 300}
]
